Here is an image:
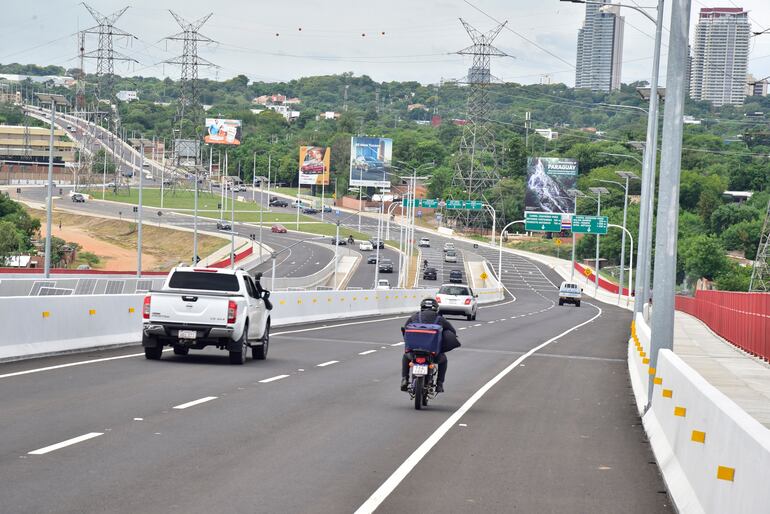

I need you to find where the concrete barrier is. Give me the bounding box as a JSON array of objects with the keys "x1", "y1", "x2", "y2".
[{"x1": 629, "y1": 315, "x2": 770, "y2": 513}]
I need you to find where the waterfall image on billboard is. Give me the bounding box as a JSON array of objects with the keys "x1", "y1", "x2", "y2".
[{"x1": 525, "y1": 157, "x2": 578, "y2": 214}]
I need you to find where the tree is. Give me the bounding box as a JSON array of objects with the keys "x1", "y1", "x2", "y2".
[
  {"x1": 679, "y1": 235, "x2": 728, "y2": 281},
  {"x1": 0, "y1": 220, "x2": 24, "y2": 264}
]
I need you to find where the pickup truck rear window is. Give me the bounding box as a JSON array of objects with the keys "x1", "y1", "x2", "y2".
[{"x1": 168, "y1": 271, "x2": 239, "y2": 292}]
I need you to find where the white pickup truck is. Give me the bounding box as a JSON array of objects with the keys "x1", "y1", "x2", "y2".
[{"x1": 142, "y1": 267, "x2": 272, "y2": 364}]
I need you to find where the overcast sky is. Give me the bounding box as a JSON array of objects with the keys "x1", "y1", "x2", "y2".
[{"x1": 2, "y1": 1, "x2": 770, "y2": 87}]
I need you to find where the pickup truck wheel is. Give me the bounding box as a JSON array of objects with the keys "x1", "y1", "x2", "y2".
[
  {"x1": 575, "y1": 301, "x2": 581, "y2": 307},
  {"x1": 558, "y1": 299, "x2": 564, "y2": 306},
  {"x1": 229, "y1": 330, "x2": 248, "y2": 365},
  {"x1": 252, "y1": 322, "x2": 269, "y2": 360},
  {"x1": 144, "y1": 345, "x2": 162, "y2": 360}
]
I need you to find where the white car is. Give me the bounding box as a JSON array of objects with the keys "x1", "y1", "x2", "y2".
[
  {"x1": 359, "y1": 241, "x2": 373, "y2": 251},
  {"x1": 444, "y1": 250, "x2": 458, "y2": 263},
  {"x1": 443, "y1": 242, "x2": 455, "y2": 253},
  {"x1": 436, "y1": 284, "x2": 477, "y2": 320},
  {"x1": 375, "y1": 279, "x2": 390, "y2": 290},
  {"x1": 418, "y1": 237, "x2": 431, "y2": 247}
]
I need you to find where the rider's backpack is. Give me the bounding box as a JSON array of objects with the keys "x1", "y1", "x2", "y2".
[{"x1": 403, "y1": 312, "x2": 443, "y2": 355}]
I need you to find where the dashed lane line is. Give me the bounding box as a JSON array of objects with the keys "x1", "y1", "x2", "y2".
[
  {"x1": 259, "y1": 374, "x2": 290, "y2": 383},
  {"x1": 358, "y1": 350, "x2": 377, "y2": 356},
  {"x1": 28, "y1": 432, "x2": 104, "y2": 455},
  {"x1": 173, "y1": 396, "x2": 218, "y2": 410},
  {"x1": 317, "y1": 360, "x2": 339, "y2": 367},
  {"x1": 390, "y1": 342, "x2": 404, "y2": 347}
]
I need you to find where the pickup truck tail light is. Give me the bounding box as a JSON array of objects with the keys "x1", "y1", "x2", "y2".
[
  {"x1": 464, "y1": 298, "x2": 472, "y2": 305},
  {"x1": 227, "y1": 300, "x2": 237, "y2": 324},
  {"x1": 142, "y1": 295, "x2": 151, "y2": 319}
]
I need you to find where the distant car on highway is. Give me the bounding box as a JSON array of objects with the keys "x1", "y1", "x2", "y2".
[
  {"x1": 322, "y1": 205, "x2": 332, "y2": 213},
  {"x1": 121, "y1": 170, "x2": 133, "y2": 178},
  {"x1": 444, "y1": 250, "x2": 458, "y2": 263},
  {"x1": 558, "y1": 281, "x2": 582, "y2": 307},
  {"x1": 375, "y1": 279, "x2": 390, "y2": 290},
  {"x1": 71, "y1": 193, "x2": 86, "y2": 203},
  {"x1": 216, "y1": 220, "x2": 232, "y2": 231},
  {"x1": 271, "y1": 224, "x2": 287, "y2": 233},
  {"x1": 367, "y1": 254, "x2": 378, "y2": 264},
  {"x1": 302, "y1": 207, "x2": 319, "y2": 215},
  {"x1": 449, "y1": 269, "x2": 463, "y2": 283},
  {"x1": 378, "y1": 259, "x2": 393, "y2": 273},
  {"x1": 359, "y1": 241, "x2": 373, "y2": 251},
  {"x1": 422, "y1": 267, "x2": 437, "y2": 280},
  {"x1": 418, "y1": 237, "x2": 431, "y2": 247},
  {"x1": 436, "y1": 284, "x2": 477, "y2": 321},
  {"x1": 443, "y1": 242, "x2": 455, "y2": 253},
  {"x1": 370, "y1": 238, "x2": 384, "y2": 249},
  {"x1": 330, "y1": 237, "x2": 347, "y2": 246},
  {"x1": 270, "y1": 199, "x2": 288, "y2": 207}
]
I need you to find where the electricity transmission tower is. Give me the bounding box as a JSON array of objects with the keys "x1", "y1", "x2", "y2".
[
  {"x1": 163, "y1": 11, "x2": 216, "y2": 151},
  {"x1": 749, "y1": 199, "x2": 770, "y2": 292},
  {"x1": 81, "y1": 4, "x2": 136, "y2": 106},
  {"x1": 449, "y1": 19, "x2": 510, "y2": 231}
]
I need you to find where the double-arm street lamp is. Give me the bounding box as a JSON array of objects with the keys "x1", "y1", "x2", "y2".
[{"x1": 569, "y1": 188, "x2": 610, "y2": 294}]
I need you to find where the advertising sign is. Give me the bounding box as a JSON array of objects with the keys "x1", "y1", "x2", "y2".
[
  {"x1": 525, "y1": 157, "x2": 578, "y2": 214},
  {"x1": 298, "y1": 146, "x2": 330, "y2": 186},
  {"x1": 204, "y1": 118, "x2": 242, "y2": 146},
  {"x1": 350, "y1": 137, "x2": 392, "y2": 188}
]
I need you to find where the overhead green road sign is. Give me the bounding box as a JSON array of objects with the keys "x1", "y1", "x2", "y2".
[
  {"x1": 524, "y1": 212, "x2": 562, "y2": 232},
  {"x1": 571, "y1": 215, "x2": 608, "y2": 234},
  {"x1": 401, "y1": 198, "x2": 439, "y2": 208},
  {"x1": 445, "y1": 200, "x2": 484, "y2": 210}
]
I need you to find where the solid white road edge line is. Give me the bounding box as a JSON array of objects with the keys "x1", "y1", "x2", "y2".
[
  {"x1": 28, "y1": 432, "x2": 104, "y2": 455},
  {"x1": 172, "y1": 396, "x2": 218, "y2": 410},
  {"x1": 358, "y1": 350, "x2": 377, "y2": 355},
  {"x1": 0, "y1": 349, "x2": 172, "y2": 380},
  {"x1": 259, "y1": 374, "x2": 290, "y2": 383},
  {"x1": 353, "y1": 303, "x2": 604, "y2": 514},
  {"x1": 317, "y1": 360, "x2": 339, "y2": 367}
]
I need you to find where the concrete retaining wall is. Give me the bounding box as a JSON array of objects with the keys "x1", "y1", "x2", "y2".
[{"x1": 629, "y1": 314, "x2": 770, "y2": 513}]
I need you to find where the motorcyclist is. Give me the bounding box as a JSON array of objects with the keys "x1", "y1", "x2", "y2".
[
  {"x1": 400, "y1": 298, "x2": 459, "y2": 393},
  {"x1": 423, "y1": 259, "x2": 429, "y2": 270}
]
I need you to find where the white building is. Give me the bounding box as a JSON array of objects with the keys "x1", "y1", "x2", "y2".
[
  {"x1": 746, "y1": 74, "x2": 769, "y2": 97},
  {"x1": 115, "y1": 90, "x2": 138, "y2": 102},
  {"x1": 267, "y1": 104, "x2": 300, "y2": 121},
  {"x1": 534, "y1": 128, "x2": 559, "y2": 140},
  {"x1": 689, "y1": 8, "x2": 750, "y2": 106},
  {"x1": 575, "y1": 1, "x2": 624, "y2": 91}
]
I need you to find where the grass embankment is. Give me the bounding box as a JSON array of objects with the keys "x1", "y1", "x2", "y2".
[
  {"x1": 27, "y1": 208, "x2": 223, "y2": 271},
  {"x1": 90, "y1": 188, "x2": 317, "y2": 225}
]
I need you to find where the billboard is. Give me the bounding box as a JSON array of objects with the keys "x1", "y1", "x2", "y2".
[
  {"x1": 525, "y1": 157, "x2": 578, "y2": 214},
  {"x1": 349, "y1": 136, "x2": 393, "y2": 188},
  {"x1": 299, "y1": 146, "x2": 331, "y2": 186},
  {"x1": 204, "y1": 118, "x2": 242, "y2": 145}
]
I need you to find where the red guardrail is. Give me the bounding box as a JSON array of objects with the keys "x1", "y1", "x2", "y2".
[
  {"x1": 675, "y1": 290, "x2": 770, "y2": 362},
  {"x1": 208, "y1": 246, "x2": 254, "y2": 269},
  {"x1": 573, "y1": 262, "x2": 631, "y2": 296}
]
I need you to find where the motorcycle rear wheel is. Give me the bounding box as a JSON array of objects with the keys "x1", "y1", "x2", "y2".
[{"x1": 414, "y1": 377, "x2": 424, "y2": 410}]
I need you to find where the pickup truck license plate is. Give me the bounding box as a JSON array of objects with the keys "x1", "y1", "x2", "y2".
[
  {"x1": 412, "y1": 364, "x2": 428, "y2": 376},
  {"x1": 178, "y1": 330, "x2": 197, "y2": 339}
]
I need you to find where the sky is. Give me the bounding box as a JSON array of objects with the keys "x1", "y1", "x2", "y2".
[{"x1": 2, "y1": 0, "x2": 770, "y2": 88}]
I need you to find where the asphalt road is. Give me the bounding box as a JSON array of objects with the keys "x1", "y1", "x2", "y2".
[
  {"x1": 0, "y1": 251, "x2": 671, "y2": 513},
  {"x1": 11, "y1": 185, "x2": 334, "y2": 280}
]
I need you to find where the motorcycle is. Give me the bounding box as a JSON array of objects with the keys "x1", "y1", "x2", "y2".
[
  {"x1": 406, "y1": 350, "x2": 438, "y2": 410},
  {"x1": 347, "y1": 235, "x2": 355, "y2": 244}
]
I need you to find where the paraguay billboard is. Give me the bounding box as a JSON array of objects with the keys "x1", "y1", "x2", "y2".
[
  {"x1": 349, "y1": 136, "x2": 393, "y2": 188},
  {"x1": 525, "y1": 157, "x2": 578, "y2": 214},
  {"x1": 299, "y1": 146, "x2": 331, "y2": 186},
  {"x1": 204, "y1": 118, "x2": 242, "y2": 145}
]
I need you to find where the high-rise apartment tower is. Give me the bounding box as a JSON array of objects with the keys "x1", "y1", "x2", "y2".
[{"x1": 575, "y1": 1, "x2": 624, "y2": 91}]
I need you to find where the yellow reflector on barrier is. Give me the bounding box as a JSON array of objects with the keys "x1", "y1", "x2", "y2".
[
  {"x1": 653, "y1": 377, "x2": 663, "y2": 385},
  {"x1": 89, "y1": 309, "x2": 96, "y2": 315},
  {"x1": 297, "y1": 299, "x2": 302, "y2": 304},
  {"x1": 42, "y1": 311, "x2": 50, "y2": 318},
  {"x1": 691, "y1": 430, "x2": 706, "y2": 444},
  {"x1": 648, "y1": 367, "x2": 656, "y2": 375},
  {"x1": 662, "y1": 389, "x2": 673, "y2": 398},
  {"x1": 128, "y1": 307, "x2": 135, "y2": 313},
  {"x1": 717, "y1": 466, "x2": 735, "y2": 481},
  {"x1": 640, "y1": 351, "x2": 646, "y2": 357},
  {"x1": 643, "y1": 358, "x2": 650, "y2": 364},
  {"x1": 674, "y1": 406, "x2": 687, "y2": 417}
]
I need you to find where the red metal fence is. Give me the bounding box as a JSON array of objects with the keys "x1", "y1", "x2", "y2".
[
  {"x1": 675, "y1": 290, "x2": 770, "y2": 362},
  {"x1": 208, "y1": 246, "x2": 254, "y2": 269},
  {"x1": 573, "y1": 262, "x2": 631, "y2": 296}
]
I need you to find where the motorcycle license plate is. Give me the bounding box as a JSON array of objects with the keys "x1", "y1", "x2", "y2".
[
  {"x1": 178, "y1": 330, "x2": 197, "y2": 339},
  {"x1": 412, "y1": 364, "x2": 428, "y2": 376}
]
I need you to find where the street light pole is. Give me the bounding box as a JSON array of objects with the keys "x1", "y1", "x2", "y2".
[
  {"x1": 334, "y1": 221, "x2": 340, "y2": 289},
  {"x1": 588, "y1": 187, "x2": 610, "y2": 294},
  {"x1": 137, "y1": 141, "x2": 145, "y2": 278},
  {"x1": 498, "y1": 220, "x2": 525, "y2": 279}
]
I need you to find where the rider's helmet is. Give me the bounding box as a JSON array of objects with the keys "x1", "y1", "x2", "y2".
[{"x1": 420, "y1": 298, "x2": 439, "y2": 312}]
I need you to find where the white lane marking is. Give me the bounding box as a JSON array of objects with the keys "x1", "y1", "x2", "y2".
[
  {"x1": 358, "y1": 350, "x2": 377, "y2": 355},
  {"x1": 458, "y1": 327, "x2": 467, "y2": 331},
  {"x1": 0, "y1": 352, "x2": 156, "y2": 380},
  {"x1": 487, "y1": 321, "x2": 495, "y2": 324},
  {"x1": 390, "y1": 342, "x2": 404, "y2": 346},
  {"x1": 133, "y1": 418, "x2": 143, "y2": 421},
  {"x1": 473, "y1": 324, "x2": 481, "y2": 327},
  {"x1": 273, "y1": 315, "x2": 405, "y2": 336},
  {"x1": 259, "y1": 374, "x2": 290, "y2": 383},
  {"x1": 354, "y1": 303, "x2": 603, "y2": 514},
  {"x1": 28, "y1": 432, "x2": 104, "y2": 455},
  {"x1": 317, "y1": 360, "x2": 339, "y2": 367},
  {"x1": 173, "y1": 396, "x2": 218, "y2": 410}
]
